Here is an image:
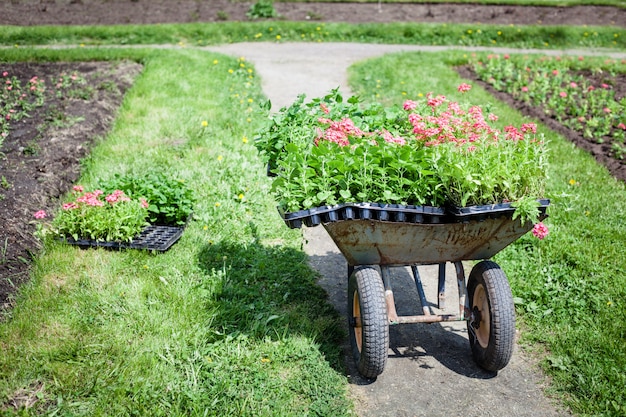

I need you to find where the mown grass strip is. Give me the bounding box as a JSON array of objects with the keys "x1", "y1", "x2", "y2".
[
  {"x1": 348, "y1": 50, "x2": 626, "y2": 417},
  {"x1": 0, "y1": 21, "x2": 624, "y2": 50},
  {"x1": 0, "y1": 47, "x2": 351, "y2": 416}
]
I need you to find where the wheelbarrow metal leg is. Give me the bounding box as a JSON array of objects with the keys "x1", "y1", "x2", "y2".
[
  {"x1": 438, "y1": 262, "x2": 446, "y2": 310},
  {"x1": 411, "y1": 265, "x2": 431, "y2": 315},
  {"x1": 454, "y1": 261, "x2": 470, "y2": 320},
  {"x1": 380, "y1": 266, "x2": 399, "y2": 324}
]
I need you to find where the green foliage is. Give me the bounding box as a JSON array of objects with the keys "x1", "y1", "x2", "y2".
[
  {"x1": 246, "y1": 0, "x2": 278, "y2": 20},
  {"x1": 256, "y1": 88, "x2": 547, "y2": 216},
  {"x1": 470, "y1": 53, "x2": 626, "y2": 153},
  {"x1": 101, "y1": 172, "x2": 195, "y2": 226}
]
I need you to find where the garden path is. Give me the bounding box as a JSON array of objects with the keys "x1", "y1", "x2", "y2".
[{"x1": 202, "y1": 41, "x2": 597, "y2": 417}]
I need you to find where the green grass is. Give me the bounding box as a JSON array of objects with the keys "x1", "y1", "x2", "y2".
[
  {"x1": 0, "y1": 21, "x2": 624, "y2": 50},
  {"x1": 348, "y1": 50, "x2": 626, "y2": 417},
  {"x1": 0, "y1": 47, "x2": 351, "y2": 416}
]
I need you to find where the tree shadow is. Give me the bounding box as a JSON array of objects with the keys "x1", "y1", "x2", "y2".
[{"x1": 196, "y1": 236, "x2": 347, "y2": 373}]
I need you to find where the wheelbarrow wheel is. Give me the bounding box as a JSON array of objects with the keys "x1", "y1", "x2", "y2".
[
  {"x1": 467, "y1": 260, "x2": 515, "y2": 372},
  {"x1": 348, "y1": 266, "x2": 389, "y2": 379}
]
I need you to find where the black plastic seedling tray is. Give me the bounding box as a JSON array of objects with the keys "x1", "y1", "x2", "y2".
[
  {"x1": 280, "y1": 200, "x2": 549, "y2": 229},
  {"x1": 64, "y1": 225, "x2": 184, "y2": 252}
]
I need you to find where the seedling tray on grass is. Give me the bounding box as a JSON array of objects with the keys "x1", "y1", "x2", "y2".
[{"x1": 63, "y1": 224, "x2": 184, "y2": 252}]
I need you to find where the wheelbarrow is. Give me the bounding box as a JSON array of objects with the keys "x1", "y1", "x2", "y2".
[{"x1": 282, "y1": 200, "x2": 549, "y2": 378}]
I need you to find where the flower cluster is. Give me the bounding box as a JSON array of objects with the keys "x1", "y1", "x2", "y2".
[
  {"x1": 471, "y1": 54, "x2": 625, "y2": 158},
  {"x1": 255, "y1": 87, "x2": 547, "y2": 225},
  {"x1": 50, "y1": 186, "x2": 149, "y2": 242}
]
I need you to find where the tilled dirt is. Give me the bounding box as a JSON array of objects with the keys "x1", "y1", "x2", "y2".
[{"x1": 0, "y1": 0, "x2": 625, "y2": 27}]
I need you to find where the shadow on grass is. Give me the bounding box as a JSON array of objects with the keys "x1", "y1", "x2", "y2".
[{"x1": 197, "y1": 237, "x2": 347, "y2": 373}]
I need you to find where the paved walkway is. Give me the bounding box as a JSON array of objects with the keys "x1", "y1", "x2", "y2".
[{"x1": 202, "y1": 42, "x2": 599, "y2": 417}]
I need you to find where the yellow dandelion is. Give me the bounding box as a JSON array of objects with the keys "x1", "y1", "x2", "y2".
[
  {"x1": 201, "y1": 120, "x2": 208, "y2": 127},
  {"x1": 261, "y1": 358, "x2": 271, "y2": 363},
  {"x1": 467, "y1": 29, "x2": 473, "y2": 34},
  {"x1": 242, "y1": 136, "x2": 249, "y2": 143},
  {"x1": 238, "y1": 193, "x2": 245, "y2": 200},
  {"x1": 80, "y1": 43, "x2": 85, "y2": 47},
  {"x1": 228, "y1": 69, "x2": 234, "y2": 74},
  {"x1": 203, "y1": 225, "x2": 208, "y2": 230},
  {"x1": 246, "y1": 117, "x2": 252, "y2": 123},
  {"x1": 497, "y1": 31, "x2": 502, "y2": 35},
  {"x1": 276, "y1": 35, "x2": 281, "y2": 40},
  {"x1": 143, "y1": 265, "x2": 149, "y2": 269},
  {"x1": 569, "y1": 179, "x2": 576, "y2": 185},
  {"x1": 217, "y1": 155, "x2": 223, "y2": 161},
  {"x1": 607, "y1": 301, "x2": 613, "y2": 306},
  {"x1": 215, "y1": 202, "x2": 221, "y2": 207},
  {"x1": 417, "y1": 93, "x2": 424, "y2": 97},
  {"x1": 254, "y1": 33, "x2": 262, "y2": 38},
  {"x1": 213, "y1": 59, "x2": 219, "y2": 65},
  {"x1": 247, "y1": 68, "x2": 253, "y2": 74},
  {"x1": 247, "y1": 98, "x2": 253, "y2": 103}
]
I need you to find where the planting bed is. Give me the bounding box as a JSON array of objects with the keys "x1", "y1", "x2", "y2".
[{"x1": 1, "y1": 3, "x2": 625, "y2": 311}]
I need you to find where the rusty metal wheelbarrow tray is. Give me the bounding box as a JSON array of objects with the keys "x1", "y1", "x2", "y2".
[{"x1": 323, "y1": 215, "x2": 532, "y2": 266}]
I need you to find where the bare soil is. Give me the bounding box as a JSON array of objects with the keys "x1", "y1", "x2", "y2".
[
  {"x1": 0, "y1": 1, "x2": 625, "y2": 27},
  {"x1": 1, "y1": 2, "x2": 625, "y2": 311}
]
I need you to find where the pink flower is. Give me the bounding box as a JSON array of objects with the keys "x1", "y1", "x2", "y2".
[
  {"x1": 603, "y1": 107, "x2": 611, "y2": 113},
  {"x1": 618, "y1": 123, "x2": 626, "y2": 130},
  {"x1": 521, "y1": 86, "x2": 529, "y2": 92},
  {"x1": 62, "y1": 202, "x2": 78, "y2": 210},
  {"x1": 569, "y1": 82, "x2": 578, "y2": 88},
  {"x1": 34, "y1": 210, "x2": 47, "y2": 219},
  {"x1": 488, "y1": 113, "x2": 498, "y2": 121},
  {"x1": 73, "y1": 185, "x2": 84, "y2": 193},
  {"x1": 532, "y1": 222, "x2": 549, "y2": 240},
  {"x1": 521, "y1": 123, "x2": 537, "y2": 134},
  {"x1": 552, "y1": 70, "x2": 559, "y2": 76},
  {"x1": 320, "y1": 103, "x2": 329, "y2": 114},
  {"x1": 381, "y1": 130, "x2": 406, "y2": 145},
  {"x1": 504, "y1": 54, "x2": 510, "y2": 60},
  {"x1": 559, "y1": 91, "x2": 567, "y2": 98},
  {"x1": 601, "y1": 83, "x2": 609, "y2": 89},
  {"x1": 457, "y1": 83, "x2": 472, "y2": 93},
  {"x1": 403, "y1": 100, "x2": 417, "y2": 111},
  {"x1": 587, "y1": 86, "x2": 595, "y2": 92},
  {"x1": 2, "y1": 71, "x2": 7, "y2": 77},
  {"x1": 141, "y1": 198, "x2": 149, "y2": 209}
]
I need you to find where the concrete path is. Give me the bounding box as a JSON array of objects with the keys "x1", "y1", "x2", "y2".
[{"x1": 204, "y1": 42, "x2": 579, "y2": 417}]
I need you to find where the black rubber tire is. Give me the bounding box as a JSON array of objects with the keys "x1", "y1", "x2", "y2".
[
  {"x1": 348, "y1": 266, "x2": 389, "y2": 379},
  {"x1": 467, "y1": 260, "x2": 516, "y2": 372}
]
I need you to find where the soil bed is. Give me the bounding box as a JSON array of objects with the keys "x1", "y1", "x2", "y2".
[
  {"x1": 0, "y1": 1, "x2": 625, "y2": 27},
  {"x1": 0, "y1": 61, "x2": 141, "y2": 310}
]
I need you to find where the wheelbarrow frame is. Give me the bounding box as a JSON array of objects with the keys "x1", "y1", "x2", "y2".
[{"x1": 313, "y1": 202, "x2": 549, "y2": 379}]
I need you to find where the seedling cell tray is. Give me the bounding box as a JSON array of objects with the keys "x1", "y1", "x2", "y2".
[
  {"x1": 63, "y1": 225, "x2": 184, "y2": 252},
  {"x1": 280, "y1": 199, "x2": 549, "y2": 229}
]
